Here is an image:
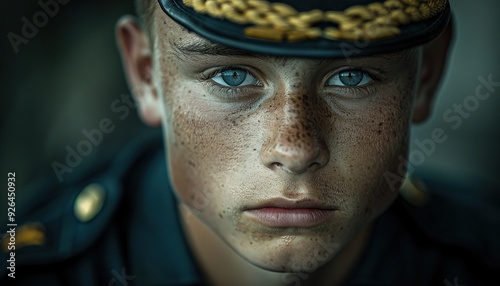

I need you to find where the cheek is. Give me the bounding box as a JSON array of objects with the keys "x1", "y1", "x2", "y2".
[
  {"x1": 153, "y1": 47, "x2": 265, "y2": 228},
  {"x1": 164, "y1": 100, "x2": 224, "y2": 214},
  {"x1": 322, "y1": 73, "x2": 417, "y2": 220},
  {"x1": 161, "y1": 90, "x2": 258, "y2": 219},
  {"x1": 152, "y1": 51, "x2": 217, "y2": 214}
]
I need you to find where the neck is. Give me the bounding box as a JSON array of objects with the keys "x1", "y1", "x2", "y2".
[{"x1": 179, "y1": 205, "x2": 373, "y2": 286}]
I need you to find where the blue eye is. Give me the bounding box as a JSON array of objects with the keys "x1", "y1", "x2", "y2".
[
  {"x1": 212, "y1": 69, "x2": 259, "y2": 87},
  {"x1": 221, "y1": 70, "x2": 246, "y2": 86},
  {"x1": 327, "y1": 70, "x2": 372, "y2": 87}
]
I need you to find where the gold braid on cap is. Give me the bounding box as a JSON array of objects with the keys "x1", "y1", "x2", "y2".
[{"x1": 181, "y1": 0, "x2": 447, "y2": 41}]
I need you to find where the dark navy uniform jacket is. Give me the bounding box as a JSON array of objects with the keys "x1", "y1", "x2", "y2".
[{"x1": 2, "y1": 132, "x2": 499, "y2": 285}]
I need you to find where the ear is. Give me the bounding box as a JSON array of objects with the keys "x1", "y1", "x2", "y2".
[
  {"x1": 412, "y1": 20, "x2": 454, "y2": 123},
  {"x1": 116, "y1": 16, "x2": 161, "y2": 126}
]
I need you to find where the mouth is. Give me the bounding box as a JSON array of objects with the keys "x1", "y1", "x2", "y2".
[{"x1": 243, "y1": 198, "x2": 337, "y2": 228}]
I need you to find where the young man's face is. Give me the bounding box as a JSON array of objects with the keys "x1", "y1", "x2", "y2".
[{"x1": 120, "y1": 6, "x2": 436, "y2": 273}]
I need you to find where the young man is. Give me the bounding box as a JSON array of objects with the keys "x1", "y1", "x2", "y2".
[{"x1": 1, "y1": 0, "x2": 498, "y2": 285}]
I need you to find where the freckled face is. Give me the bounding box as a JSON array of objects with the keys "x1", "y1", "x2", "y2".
[{"x1": 152, "y1": 13, "x2": 420, "y2": 272}]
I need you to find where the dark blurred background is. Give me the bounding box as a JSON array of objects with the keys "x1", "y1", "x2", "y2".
[
  {"x1": 1, "y1": 0, "x2": 499, "y2": 213},
  {"x1": 1, "y1": 1, "x2": 141, "y2": 197},
  {"x1": 409, "y1": 0, "x2": 500, "y2": 195}
]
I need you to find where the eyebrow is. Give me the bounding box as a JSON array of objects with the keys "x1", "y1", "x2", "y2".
[
  {"x1": 171, "y1": 38, "x2": 411, "y2": 65},
  {"x1": 172, "y1": 39, "x2": 276, "y2": 61}
]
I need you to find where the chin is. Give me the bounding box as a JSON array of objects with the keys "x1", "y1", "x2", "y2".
[
  {"x1": 230, "y1": 232, "x2": 343, "y2": 273},
  {"x1": 249, "y1": 250, "x2": 338, "y2": 274}
]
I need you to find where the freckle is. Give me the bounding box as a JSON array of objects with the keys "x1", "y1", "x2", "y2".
[{"x1": 218, "y1": 213, "x2": 223, "y2": 218}]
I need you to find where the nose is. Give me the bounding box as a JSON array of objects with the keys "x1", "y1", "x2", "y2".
[{"x1": 261, "y1": 94, "x2": 329, "y2": 175}]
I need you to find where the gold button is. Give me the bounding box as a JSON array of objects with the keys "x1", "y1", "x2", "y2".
[
  {"x1": 74, "y1": 183, "x2": 105, "y2": 222},
  {"x1": 399, "y1": 176, "x2": 428, "y2": 206}
]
